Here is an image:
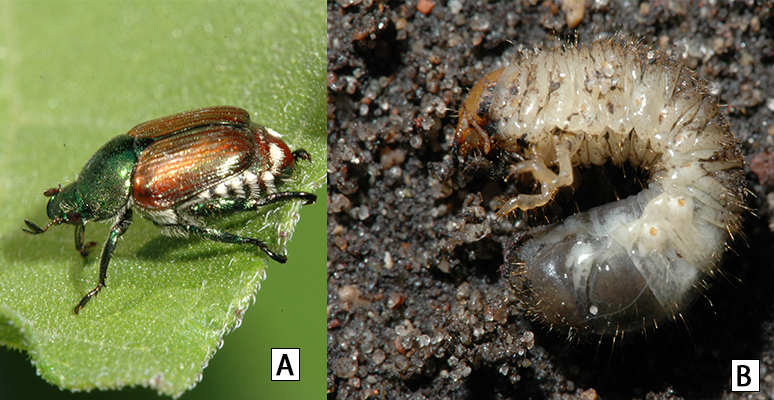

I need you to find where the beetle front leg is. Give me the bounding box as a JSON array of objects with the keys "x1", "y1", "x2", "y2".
[
  {"x1": 74, "y1": 208, "x2": 133, "y2": 314},
  {"x1": 74, "y1": 222, "x2": 97, "y2": 257}
]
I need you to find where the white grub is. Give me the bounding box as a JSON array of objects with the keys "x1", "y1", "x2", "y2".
[{"x1": 454, "y1": 38, "x2": 747, "y2": 337}]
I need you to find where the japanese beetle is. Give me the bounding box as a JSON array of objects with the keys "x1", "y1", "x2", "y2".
[{"x1": 24, "y1": 106, "x2": 317, "y2": 314}]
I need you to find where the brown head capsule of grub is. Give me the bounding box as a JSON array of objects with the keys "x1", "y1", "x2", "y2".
[{"x1": 454, "y1": 68, "x2": 503, "y2": 158}]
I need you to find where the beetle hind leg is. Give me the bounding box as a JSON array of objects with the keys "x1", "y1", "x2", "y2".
[
  {"x1": 178, "y1": 191, "x2": 318, "y2": 263},
  {"x1": 291, "y1": 149, "x2": 312, "y2": 163},
  {"x1": 177, "y1": 192, "x2": 317, "y2": 264},
  {"x1": 188, "y1": 191, "x2": 317, "y2": 216},
  {"x1": 180, "y1": 225, "x2": 288, "y2": 263},
  {"x1": 258, "y1": 191, "x2": 317, "y2": 206}
]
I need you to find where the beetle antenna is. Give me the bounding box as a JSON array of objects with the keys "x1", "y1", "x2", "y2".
[
  {"x1": 23, "y1": 219, "x2": 60, "y2": 235},
  {"x1": 43, "y1": 184, "x2": 62, "y2": 197}
]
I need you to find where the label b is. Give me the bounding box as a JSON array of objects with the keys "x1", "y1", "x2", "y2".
[{"x1": 731, "y1": 360, "x2": 760, "y2": 392}]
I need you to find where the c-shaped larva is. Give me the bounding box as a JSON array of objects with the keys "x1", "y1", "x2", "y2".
[{"x1": 454, "y1": 39, "x2": 747, "y2": 337}]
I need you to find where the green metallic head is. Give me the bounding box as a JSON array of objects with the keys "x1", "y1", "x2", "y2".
[
  {"x1": 23, "y1": 134, "x2": 137, "y2": 250},
  {"x1": 44, "y1": 183, "x2": 85, "y2": 225}
]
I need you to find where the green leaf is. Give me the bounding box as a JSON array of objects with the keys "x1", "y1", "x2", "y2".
[{"x1": 0, "y1": 1, "x2": 325, "y2": 398}]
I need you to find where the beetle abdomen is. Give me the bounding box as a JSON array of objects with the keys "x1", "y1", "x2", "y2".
[
  {"x1": 455, "y1": 39, "x2": 747, "y2": 337},
  {"x1": 503, "y1": 181, "x2": 729, "y2": 336},
  {"x1": 249, "y1": 125, "x2": 295, "y2": 193}
]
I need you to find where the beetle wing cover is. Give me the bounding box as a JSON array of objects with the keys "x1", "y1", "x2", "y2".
[
  {"x1": 132, "y1": 125, "x2": 254, "y2": 209},
  {"x1": 127, "y1": 106, "x2": 251, "y2": 139}
]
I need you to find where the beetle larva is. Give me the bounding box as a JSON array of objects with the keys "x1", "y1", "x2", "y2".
[{"x1": 454, "y1": 39, "x2": 747, "y2": 337}]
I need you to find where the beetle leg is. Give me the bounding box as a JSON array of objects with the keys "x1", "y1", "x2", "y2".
[
  {"x1": 250, "y1": 191, "x2": 318, "y2": 207},
  {"x1": 495, "y1": 138, "x2": 575, "y2": 218},
  {"x1": 74, "y1": 208, "x2": 133, "y2": 314},
  {"x1": 179, "y1": 225, "x2": 288, "y2": 263},
  {"x1": 74, "y1": 222, "x2": 97, "y2": 257},
  {"x1": 180, "y1": 191, "x2": 317, "y2": 263},
  {"x1": 291, "y1": 149, "x2": 312, "y2": 163},
  {"x1": 188, "y1": 191, "x2": 317, "y2": 216}
]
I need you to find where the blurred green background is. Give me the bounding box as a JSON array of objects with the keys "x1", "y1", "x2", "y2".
[{"x1": 0, "y1": 1, "x2": 325, "y2": 398}]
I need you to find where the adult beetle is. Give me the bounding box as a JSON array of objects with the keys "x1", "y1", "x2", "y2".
[{"x1": 24, "y1": 106, "x2": 317, "y2": 314}]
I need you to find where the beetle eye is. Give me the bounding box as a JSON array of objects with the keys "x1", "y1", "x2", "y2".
[{"x1": 66, "y1": 210, "x2": 82, "y2": 224}]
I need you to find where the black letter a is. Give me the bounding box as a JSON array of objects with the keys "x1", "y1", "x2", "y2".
[{"x1": 276, "y1": 354, "x2": 294, "y2": 376}]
